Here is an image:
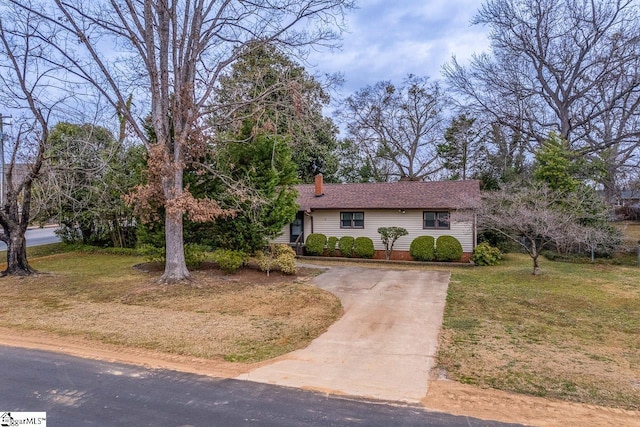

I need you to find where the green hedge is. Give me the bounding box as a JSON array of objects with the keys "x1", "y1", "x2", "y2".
[
  {"x1": 338, "y1": 236, "x2": 355, "y2": 257},
  {"x1": 139, "y1": 243, "x2": 207, "y2": 268},
  {"x1": 472, "y1": 242, "x2": 502, "y2": 266},
  {"x1": 305, "y1": 233, "x2": 327, "y2": 256},
  {"x1": 327, "y1": 236, "x2": 338, "y2": 256},
  {"x1": 184, "y1": 244, "x2": 208, "y2": 268},
  {"x1": 410, "y1": 236, "x2": 435, "y2": 261},
  {"x1": 353, "y1": 237, "x2": 375, "y2": 258},
  {"x1": 212, "y1": 249, "x2": 247, "y2": 273},
  {"x1": 435, "y1": 235, "x2": 463, "y2": 261}
]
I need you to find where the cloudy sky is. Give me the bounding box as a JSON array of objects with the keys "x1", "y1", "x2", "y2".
[{"x1": 307, "y1": 0, "x2": 491, "y2": 96}]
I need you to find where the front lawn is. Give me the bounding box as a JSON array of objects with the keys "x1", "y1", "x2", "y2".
[
  {"x1": 438, "y1": 253, "x2": 640, "y2": 410},
  {"x1": 0, "y1": 248, "x2": 341, "y2": 363},
  {"x1": 3, "y1": 243, "x2": 639, "y2": 410},
  {"x1": 616, "y1": 220, "x2": 640, "y2": 248}
]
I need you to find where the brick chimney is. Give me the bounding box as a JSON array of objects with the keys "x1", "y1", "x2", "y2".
[{"x1": 314, "y1": 173, "x2": 324, "y2": 197}]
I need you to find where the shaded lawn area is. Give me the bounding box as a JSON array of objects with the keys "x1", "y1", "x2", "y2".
[
  {"x1": 0, "y1": 247, "x2": 341, "y2": 363},
  {"x1": 438, "y1": 253, "x2": 640, "y2": 410}
]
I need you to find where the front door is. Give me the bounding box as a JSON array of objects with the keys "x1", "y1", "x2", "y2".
[{"x1": 290, "y1": 211, "x2": 304, "y2": 243}]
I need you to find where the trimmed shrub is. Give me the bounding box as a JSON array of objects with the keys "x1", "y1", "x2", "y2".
[
  {"x1": 257, "y1": 244, "x2": 297, "y2": 275},
  {"x1": 212, "y1": 249, "x2": 247, "y2": 274},
  {"x1": 184, "y1": 243, "x2": 207, "y2": 269},
  {"x1": 305, "y1": 233, "x2": 327, "y2": 256},
  {"x1": 410, "y1": 236, "x2": 435, "y2": 261},
  {"x1": 327, "y1": 236, "x2": 338, "y2": 256},
  {"x1": 255, "y1": 251, "x2": 272, "y2": 274},
  {"x1": 338, "y1": 236, "x2": 355, "y2": 257},
  {"x1": 353, "y1": 237, "x2": 375, "y2": 258},
  {"x1": 435, "y1": 235, "x2": 463, "y2": 262},
  {"x1": 273, "y1": 243, "x2": 297, "y2": 275},
  {"x1": 138, "y1": 243, "x2": 208, "y2": 269},
  {"x1": 472, "y1": 242, "x2": 502, "y2": 266},
  {"x1": 378, "y1": 226, "x2": 408, "y2": 260},
  {"x1": 138, "y1": 243, "x2": 165, "y2": 264},
  {"x1": 139, "y1": 243, "x2": 208, "y2": 268}
]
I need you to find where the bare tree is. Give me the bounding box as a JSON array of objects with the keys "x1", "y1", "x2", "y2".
[
  {"x1": 578, "y1": 226, "x2": 613, "y2": 262},
  {"x1": 480, "y1": 184, "x2": 582, "y2": 275},
  {"x1": 338, "y1": 75, "x2": 446, "y2": 182},
  {"x1": 480, "y1": 182, "x2": 621, "y2": 274},
  {"x1": 10, "y1": 0, "x2": 354, "y2": 283},
  {"x1": 0, "y1": 10, "x2": 61, "y2": 275},
  {"x1": 445, "y1": 0, "x2": 640, "y2": 198}
]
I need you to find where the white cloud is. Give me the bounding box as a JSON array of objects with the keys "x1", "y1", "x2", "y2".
[{"x1": 307, "y1": 0, "x2": 490, "y2": 95}]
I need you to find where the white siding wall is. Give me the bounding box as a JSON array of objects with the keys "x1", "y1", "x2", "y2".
[
  {"x1": 271, "y1": 228, "x2": 291, "y2": 244},
  {"x1": 271, "y1": 209, "x2": 474, "y2": 252}
]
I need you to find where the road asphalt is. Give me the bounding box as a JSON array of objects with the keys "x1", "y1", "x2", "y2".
[
  {"x1": 238, "y1": 265, "x2": 450, "y2": 403},
  {"x1": 0, "y1": 226, "x2": 60, "y2": 250},
  {"x1": 0, "y1": 346, "x2": 522, "y2": 426}
]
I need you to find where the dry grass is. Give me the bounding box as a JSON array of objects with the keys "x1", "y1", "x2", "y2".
[
  {"x1": 0, "y1": 250, "x2": 341, "y2": 363},
  {"x1": 438, "y1": 253, "x2": 640, "y2": 410},
  {"x1": 616, "y1": 220, "x2": 640, "y2": 247}
]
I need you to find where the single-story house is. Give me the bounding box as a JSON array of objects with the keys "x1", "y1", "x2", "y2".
[{"x1": 271, "y1": 175, "x2": 481, "y2": 260}]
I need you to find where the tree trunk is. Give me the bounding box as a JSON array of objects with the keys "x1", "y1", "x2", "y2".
[
  {"x1": 530, "y1": 240, "x2": 541, "y2": 276},
  {"x1": 601, "y1": 155, "x2": 619, "y2": 204},
  {"x1": 532, "y1": 255, "x2": 540, "y2": 276},
  {"x1": 160, "y1": 208, "x2": 190, "y2": 283},
  {"x1": 3, "y1": 229, "x2": 36, "y2": 276}
]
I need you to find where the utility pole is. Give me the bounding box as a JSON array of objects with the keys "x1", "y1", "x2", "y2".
[{"x1": 0, "y1": 114, "x2": 11, "y2": 206}]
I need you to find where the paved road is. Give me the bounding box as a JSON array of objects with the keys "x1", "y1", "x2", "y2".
[
  {"x1": 0, "y1": 227, "x2": 60, "y2": 250},
  {"x1": 0, "y1": 346, "x2": 521, "y2": 427},
  {"x1": 239, "y1": 266, "x2": 449, "y2": 403}
]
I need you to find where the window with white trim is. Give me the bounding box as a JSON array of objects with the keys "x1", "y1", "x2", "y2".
[
  {"x1": 423, "y1": 211, "x2": 449, "y2": 229},
  {"x1": 340, "y1": 212, "x2": 364, "y2": 228}
]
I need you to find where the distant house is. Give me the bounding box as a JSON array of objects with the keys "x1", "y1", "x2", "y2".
[
  {"x1": 271, "y1": 175, "x2": 481, "y2": 260},
  {"x1": 619, "y1": 189, "x2": 640, "y2": 207},
  {"x1": 1, "y1": 162, "x2": 33, "y2": 184}
]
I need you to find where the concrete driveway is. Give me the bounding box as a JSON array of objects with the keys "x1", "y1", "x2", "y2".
[{"x1": 237, "y1": 265, "x2": 450, "y2": 403}]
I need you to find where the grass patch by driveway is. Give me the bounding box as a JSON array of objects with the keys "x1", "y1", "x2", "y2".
[
  {"x1": 438, "y1": 253, "x2": 640, "y2": 410},
  {"x1": 0, "y1": 249, "x2": 341, "y2": 363}
]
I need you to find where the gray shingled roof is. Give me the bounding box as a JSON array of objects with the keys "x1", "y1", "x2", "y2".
[{"x1": 295, "y1": 180, "x2": 481, "y2": 211}]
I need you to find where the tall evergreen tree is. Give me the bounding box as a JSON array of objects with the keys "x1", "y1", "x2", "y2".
[
  {"x1": 198, "y1": 130, "x2": 299, "y2": 253},
  {"x1": 213, "y1": 43, "x2": 340, "y2": 183},
  {"x1": 532, "y1": 132, "x2": 579, "y2": 193},
  {"x1": 438, "y1": 115, "x2": 482, "y2": 180}
]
